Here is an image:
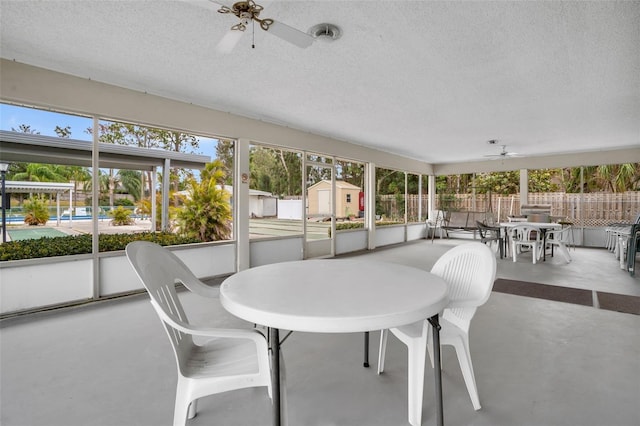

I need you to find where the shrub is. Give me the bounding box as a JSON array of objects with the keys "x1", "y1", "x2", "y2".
[
  {"x1": 0, "y1": 232, "x2": 200, "y2": 261},
  {"x1": 136, "y1": 191, "x2": 182, "y2": 231},
  {"x1": 114, "y1": 198, "x2": 134, "y2": 206},
  {"x1": 330, "y1": 220, "x2": 403, "y2": 236},
  {"x1": 23, "y1": 196, "x2": 49, "y2": 226},
  {"x1": 108, "y1": 206, "x2": 135, "y2": 226}
]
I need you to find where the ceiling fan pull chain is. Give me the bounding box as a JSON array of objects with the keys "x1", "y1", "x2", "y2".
[{"x1": 252, "y1": 19, "x2": 255, "y2": 49}]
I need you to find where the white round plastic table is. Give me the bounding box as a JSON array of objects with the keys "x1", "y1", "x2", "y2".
[{"x1": 220, "y1": 259, "x2": 450, "y2": 426}]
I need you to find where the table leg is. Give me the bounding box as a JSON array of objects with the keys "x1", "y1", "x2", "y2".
[
  {"x1": 363, "y1": 331, "x2": 370, "y2": 368},
  {"x1": 269, "y1": 327, "x2": 282, "y2": 426},
  {"x1": 428, "y1": 314, "x2": 444, "y2": 426}
]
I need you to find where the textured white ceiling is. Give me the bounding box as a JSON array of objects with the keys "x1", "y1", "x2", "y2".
[{"x1": 1, "y1": 0, "x2": 639, "y2": 164}]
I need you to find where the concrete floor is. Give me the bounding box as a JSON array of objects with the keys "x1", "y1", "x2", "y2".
[{"x1": 1, "y1": 239, "x2": 639, "y2": 426}]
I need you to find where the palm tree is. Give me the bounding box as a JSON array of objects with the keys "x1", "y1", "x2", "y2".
[
  {"x1": 61, "y1": 166, "x2": 91, "y2": 206},
  {"x1": 117, "y1": 169, "x2": 142, "y2": 202},
  {"x1": 596, "y1": 163, "x2": 639, "y2": 192},
  {"x1": 178, "y1": 160, "x2": 232, "y2": 241},
  {"x1": 11, "y1": 163, "x2": 67, "y2": 182},
  {"x1": 562, "y1": 164, "x2": 640, "y2": 193}
]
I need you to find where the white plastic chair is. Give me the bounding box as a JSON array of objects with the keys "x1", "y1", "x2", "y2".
[
  {"x1": 544, "y1": 226, "x2": 572, "y2": 263},
  {"x1": 125, "y1": 241, "x2": 272, "y2": 426},
  {"x1": 377, "y1": 243, "x2": 497, "y2": 425},
  {"x1": 509, "y1": 224, "x2": 543, "y2": 264},
  {"x1": 427, "y1": 210, "x2": 447, "y2": 241}
]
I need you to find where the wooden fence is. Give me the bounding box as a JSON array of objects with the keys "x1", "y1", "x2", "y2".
[{"x1": 378, "y1": 192, "x2": 640, "y2": 226}]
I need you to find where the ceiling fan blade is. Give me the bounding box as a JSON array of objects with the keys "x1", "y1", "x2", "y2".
[
  {"x1": 266, "y1": 20, "x2": 314, "y2": 48},
  {"x1": 216, "y1": 29, "x2": 245, "y2": 53},
  {"x1": 483, "y1": 152, "x2": 520, "y2": 159}
]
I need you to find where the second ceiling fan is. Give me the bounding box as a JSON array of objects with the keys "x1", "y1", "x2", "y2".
[
  {"x1": 484, "y1": 144, "x2": 520, "y2": 159},
  {"x1": 211, "y1": 0, "x2": 315, "y2": 52}
]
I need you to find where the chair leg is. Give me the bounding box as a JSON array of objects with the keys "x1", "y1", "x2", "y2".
[
  {"x1": 187, "y1": 400, "x2": 197, "y2": 419},
  {"x1": 407, "y1": 337, "x2": 427, "y2": 426},
  {"x1": 174, "y1": 378, "x2": 196, "y2": 426},
  {"x1": 451, "y1": 334, "x2": 481, "y2": 411},
  {"x1": 377, "y1": 329, "x2": 388, "y2": 374},
  {"x1": 556, "y1": 243, "x2": 572, "y2": 263},
  {"x1": 426, "y1": 326, "x2": 435, "y2": 369},
  {"x1": 173, "y1": 393, "x2": 190, "y2": 426}
]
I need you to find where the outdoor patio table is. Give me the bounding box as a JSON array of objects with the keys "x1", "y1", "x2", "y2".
[
  {"x1": 501, "y1": 221, "x2": 562, "y2": 261},
  {"x1": 220, "y1": 259, "x2": 450, "y2": 426}
]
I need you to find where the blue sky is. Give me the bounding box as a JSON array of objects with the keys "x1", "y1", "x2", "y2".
[{"x1": 0, "y1": 103, "x2": 219, "y2": 160}]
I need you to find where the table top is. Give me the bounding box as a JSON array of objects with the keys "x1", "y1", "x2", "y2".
[
  {"x1": 220, "y1": 259, "x2": 449, "y2": 333},
  {"x1": 500, "y1": 221, "x2": 562, "y2": 229}
]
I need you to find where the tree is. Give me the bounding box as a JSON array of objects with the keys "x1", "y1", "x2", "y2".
[
  {"x1": 62, "y1": 166, "x2": 92, "y2": 206},
  {"x1": 250, "y1": 146, "x2": 302, "y2": 197},
  {"x1": 336, "y1": 160, "x2": 364, "y2": 189},
  {"x1": 178, "y1": 160, "x2": 232, "y2": 241},
  {"x1": 54, "y1": 125, "x2": 71, "y2": 138},
  {"x1": 11, "y1": 124, "x2": 39, "y2": 134},
  {"x1": 117, "y1": 170, "x2": 143, "y2": 202},
  {"x1": 11, "y1": 163, "x2": 67, "y2": 183},
  {"x1": 562, "y1": 164, "x2": 639, "y2": 193},
  {"x1": 88, "y1": 122, "x2": 201, "y2": 199},
  {"x1": 215, "y1": 139, "x2": 235, "y2": 185}
]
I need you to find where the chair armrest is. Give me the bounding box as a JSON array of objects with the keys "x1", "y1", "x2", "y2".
[
  {"x1": 150, "y1": 301, "x2": 267, "y2": 344},
  {"x1": 176, "y1": 276, "x2": 220, "y2": 298}
]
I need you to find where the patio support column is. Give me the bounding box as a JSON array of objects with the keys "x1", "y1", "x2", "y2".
[
  {"x1": 56, "y1": 192, "x2": 61, "y2": 226},
  {"x1": 428, "y1": 175, "x2": 436, "y2": 219},
  {"x1": 520, "y1": 169, "x2": 528, "y2": 210},
  {"x1": 151, "y1": 169, "x2": 157, "y2": 232},
  {"x1": 404, "y1": 172, "x2": 408, "y2": 241},
  {"x1": 161, "y1": 159, "x2": 170, "y2": 231},
  {"x1": 69, "y1": 188, "x2": 73, "y2": 228},
  {"x1": 331, "y1": 159, "x2": 336, "y2": 257},
  {"x1": 367, "y1": 163, "x2": 376, "y2": 250},
  {"x1": 91, "y1": 116, "x2": 100, "y2": 299},
  {"x1": 236, "y1": 138, "x2": 251, "y2": 271},
  {"x1": 418, "y1": 175, "x2": 423, "y2": 221}
]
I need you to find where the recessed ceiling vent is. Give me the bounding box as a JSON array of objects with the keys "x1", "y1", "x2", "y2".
[{"x1": 308, "y1": 23, "x2": 341, "y2": 41}]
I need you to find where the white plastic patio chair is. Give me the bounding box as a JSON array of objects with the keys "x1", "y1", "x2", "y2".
[
  {"x1": 125, "y1": 241, "x2": 272, "y2": 426},
  {"x1": 509, "y1": 224, "x2": 543, "y2": 264},
  {"x1": 427, "y1": 210, "x2": 447, "y2": 241},
  {"x1": 377, "y1": 243, "x2": 497, "y2": 425},
  {"x1": 544, "y1": 226, "x2": 572, "y2": 263}
]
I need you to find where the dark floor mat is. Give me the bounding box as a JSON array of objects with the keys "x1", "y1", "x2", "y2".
[
  {"x1": 596, "y1": 291, "x2": 640, "y2": 315},
  {"x1": 493, "y1": 279, "x2": 593, "y2": 306},
  {"x1": 493, "y1": 279, "x2": 640, "y2": 315}
]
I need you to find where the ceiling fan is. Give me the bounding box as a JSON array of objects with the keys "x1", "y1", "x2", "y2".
[
  {"x1": 210, "y1": 0, "x2": 315, "y2": 52},
  {"x1": 484, "y1": 144, "x2": 520, "y2": 159}
]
